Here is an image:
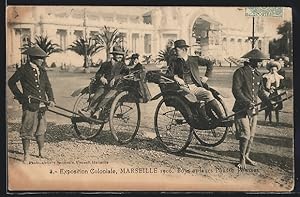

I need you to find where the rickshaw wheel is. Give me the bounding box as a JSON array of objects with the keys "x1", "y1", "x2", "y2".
[
  {"x1": 154, "y1": 96, "x2": 193, "y2": 154},
  {"x1": 109, "y1": 91, "x2": 140, "y2": 144},
  {"x1": 73, "y1": 93, "x2": 104, "y2": 140},
  {"x1": 193, "y1": 97, "x2": 228, "y2": 147}
]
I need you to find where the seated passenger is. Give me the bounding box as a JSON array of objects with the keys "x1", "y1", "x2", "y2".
[
  {"x1": 165, "y1": 39, "x2": 228, "y2": 124},
  {"x1": 79, "y1": 46, "x2": 128, "y2": 117}
]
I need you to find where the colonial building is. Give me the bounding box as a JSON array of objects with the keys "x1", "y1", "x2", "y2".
[{"x1": 6, "y1": 6, "x2": 290, "y2": 67}]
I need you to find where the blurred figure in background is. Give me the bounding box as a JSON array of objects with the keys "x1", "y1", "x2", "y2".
[
  {"x1": 127, "y1": 53, "x2": 151, "y2": 103},
  {"x1": 262, "y1": 61, "x2": 285, "y2": 125},
  {"x1": 127, "y1": 53, "x2": 144, "y2": 71}
]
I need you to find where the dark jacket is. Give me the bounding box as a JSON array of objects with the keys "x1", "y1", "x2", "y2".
[
  {"x1": 130, "y1": 63, "x2": 144, "y2": 72},
  {"x1": 166, "y1": 56, "x2": 213, "y2": 87},
  {"x1": 232, "y1": 64, "x2": 268, "y2": 113},
  {"x1": 129, "y1": 63, "x2": 151, "y2": 102},
  {"x1": 95, "y1": 61, "x2": 129, "y2": 85},
  {"x1": 8, "y1": 62, "x2": 54, "y2": 112}
]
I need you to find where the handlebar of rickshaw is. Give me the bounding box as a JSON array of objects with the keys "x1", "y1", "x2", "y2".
[
  {"x1": 27, "y1": 95, "x2": 105, "y2": 124},
  {"x1": 225, "y1": 91, "x2": 293, "y2": 119}
]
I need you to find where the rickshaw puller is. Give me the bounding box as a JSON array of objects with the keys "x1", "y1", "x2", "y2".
[
  {"x1": 232, "y1": 48, "x2": 273, "y2": 170},
  {"x1": 8, "y1": 45, "x2": 55, "y2": 163}
]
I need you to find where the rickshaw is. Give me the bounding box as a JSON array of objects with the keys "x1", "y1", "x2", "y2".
[
  {"x1": 71, "y1": 69, "x2": 151, "y2": 143},
  {"x1": 29, "y1": 69, "x2": 150, "y2": 144},
  {"x1": 147, "y1": 71, "x2": 293, "y2": 154},
  {"x1": 147, "y1": 72, "x2": 233, "y2": 153}
]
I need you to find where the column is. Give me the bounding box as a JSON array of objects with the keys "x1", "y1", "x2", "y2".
[
  {"x1": 151, "y1": 31, "x2": 160, "y2": 59},
  {"x1": 140, "y1": 32, "x2": 145, "y2": 55},
  {"x1": 127, "y1": 31, "x2": 132, "y2": 53}
]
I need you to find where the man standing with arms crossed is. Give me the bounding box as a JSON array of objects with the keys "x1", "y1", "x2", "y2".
[{"x1": 8, "y1": 46, "x2": 55, "y2": 163}]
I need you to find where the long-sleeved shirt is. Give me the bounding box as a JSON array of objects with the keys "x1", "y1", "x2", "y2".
[
  {"x1": 166, "y1": 56, "x2": 213, "y2": 87},
  {"x1": 8, "y1": 62, "x2": 54, "y2": 112},
  {"x1": 95, "y1": 61, "x2": 129, "y2": 84},
  {"x1": 232, "y1": 64, "x2": 268, "y2": 112}
]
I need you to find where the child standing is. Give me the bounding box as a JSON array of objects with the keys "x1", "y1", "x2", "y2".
[{"x1": 262, "y1": 61, "x2": 285, "y2": 125}]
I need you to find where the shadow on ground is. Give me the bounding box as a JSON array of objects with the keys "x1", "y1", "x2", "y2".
[
  {"x1": 254, "y1": 133, "x2": 293, "y2": 148},
  {"x1": 257, "y1": 120, "x2": 293, "y2": 128},
  {"x1": 188, "y1": 142, "x2": 293, "y2": 172}
]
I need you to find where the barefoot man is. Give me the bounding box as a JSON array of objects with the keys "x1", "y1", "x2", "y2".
[{"x1": 232, "y1": 49, "x2": 271, "y2": 169}]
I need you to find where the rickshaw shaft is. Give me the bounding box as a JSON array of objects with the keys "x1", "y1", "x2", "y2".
[
  {"x1": 226, "y1": 94, "x2": 293, "y2": 119},
  {"x1": 28, "y1": 95, "x2": 105, "y2": 124}
]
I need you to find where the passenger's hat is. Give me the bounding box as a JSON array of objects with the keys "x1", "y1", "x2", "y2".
[
  {"x1": 110, "y1": 46, "x2": 126, "y2": 55},
  {"x1": 22, "y1": 45, "x2": 48, "y2": 57},
  {"x1": 241, "y1": 48, "x2": 269, "y2": 60},
  {"x1": 126, "y1": 53, "x2": 139, "y2": 60},
  {"x1": 174, "y1": 39, "x2": 190, "y2": 48},
  {"x1": 266, "y1": 60, "x2": 282, "y2": 71}
]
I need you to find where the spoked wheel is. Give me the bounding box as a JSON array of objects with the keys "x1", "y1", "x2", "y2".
[
  {"x1": 72, "y1": 93, "x2": 104, "y2": 140},
  {"x1": 193, "y1": 98, "x2": 229, "y2": 147},
  {"x1": 154, "y1": 96, "x2": 193, "y2": 153},
  {"x1": 110, "y1": 91, "x2": 141, "y2": 144}
]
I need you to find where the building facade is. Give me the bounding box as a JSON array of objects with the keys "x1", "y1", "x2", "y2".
[{"x1": 6, "y1": 6, "x2": 290, "y2": 67}]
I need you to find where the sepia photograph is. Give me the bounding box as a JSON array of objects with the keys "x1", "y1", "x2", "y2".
[{"x1": 6, "y1": 6, "x2": 294, "y2": 191}]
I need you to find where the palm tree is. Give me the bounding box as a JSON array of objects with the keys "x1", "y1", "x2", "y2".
[
  {"x1": 34, "y1": 35, "x2": 63, "y2": 55},
  {"x1": 94, "y1": 26, "x2": 124, "y2": 61},
  {"x1": 21, "y1": 35, "x2": 63, "y2": 66},
  {"x1": 156, "y1": 40, "x2": 176, "y2": 66},
  {"x1": 68, "y1": 37, "x2": 104, "y2": 68}
]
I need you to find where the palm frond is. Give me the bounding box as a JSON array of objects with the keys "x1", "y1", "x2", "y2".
[
  {"x1": 68, "y1": 37, "x2": 104, "y2": 57},
  {"x1": 26, "y1": 35, "x2": 63, "y2": 55},
  {"x1": 93, "y1": 26, "x2": 124, "y2": 60}
]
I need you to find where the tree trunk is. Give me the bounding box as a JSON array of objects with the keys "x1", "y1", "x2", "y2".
[
  {"x1": 83, "y1": 57, "x2": 87, "y2": 68},
  {"x1": 106, "y1": 48, "x2": 111, "y2": 61}
]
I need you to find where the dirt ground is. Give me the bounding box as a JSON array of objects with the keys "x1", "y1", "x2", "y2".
[{"x1": 6, "y1": 67, "x2": 294, "y2": 191}]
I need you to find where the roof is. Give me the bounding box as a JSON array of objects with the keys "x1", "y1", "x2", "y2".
[{"x1": 46, "y1": 6, "x2": 152, "y2": 17}]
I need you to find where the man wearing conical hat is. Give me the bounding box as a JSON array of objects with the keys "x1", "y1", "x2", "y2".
[
  {"x1": 79, "y1": 46, "x2": 129, "y2": 117},
  {"x1": 8, "y1": 45, "x2": 55, "y2": 163},
  {"x1": 232, "y1": 48, "x2": 272, "y2": 170}
]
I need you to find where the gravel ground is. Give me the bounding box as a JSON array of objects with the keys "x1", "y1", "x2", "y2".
[{"x1": 7, "y1": 67, "x2": 294, "y2": 191}]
